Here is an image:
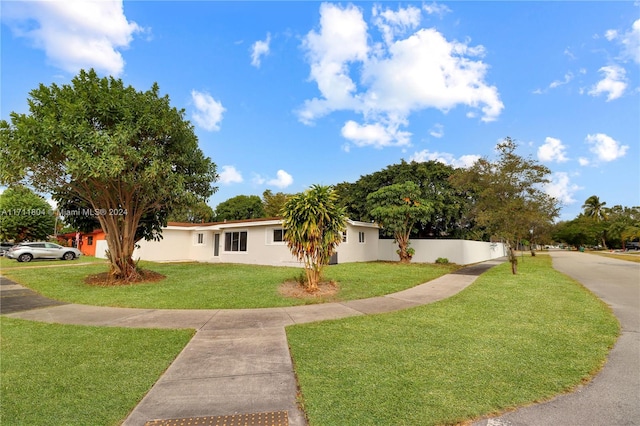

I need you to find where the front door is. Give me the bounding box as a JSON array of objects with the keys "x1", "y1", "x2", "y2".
[{"x1": 214, "y1": 233, "x2": 220, "y2": 256}]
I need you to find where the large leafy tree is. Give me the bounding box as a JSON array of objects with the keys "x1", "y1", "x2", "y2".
[
  {"x1": 168, "y1": 200, "x2": 215, "y2": 223},
  {"x1": 553, "y1": 215, "x2": 604, "y2": 248},
  {"x1": 281, "y1": 185, "x2": 346, "y2": 292},
  {"x1": 262, "y1": 189, "x2": 290, "y2": 217},
  {"x1": 367, "y1": 181, "x2": 432, "y2": 263},
  {"x1": 0, "y1": 69, "x2": 217, "y2": 282},
  {"x1": 0, "y1": 186, "x2": 55, "y2": 242},
  {"x1": 335, "y1": 160, "x2": 467, "y2": 238},
  {"x1": 599, "y1": 205, "x2": 639, "y2": 249},
  {"x1": 450, "y1": 137, "x2": 559, "y2": 273},
  {"x1": 214, "y1": 195, "x2": 265, "y2": 221}
]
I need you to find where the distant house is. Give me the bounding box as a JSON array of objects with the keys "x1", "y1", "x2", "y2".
[
  {"x1": 57, "y1": 229, "x2": 106, "y2": 257},
  {"x1": 132, "y1": 218, "x2": 380, "y2": 266}
]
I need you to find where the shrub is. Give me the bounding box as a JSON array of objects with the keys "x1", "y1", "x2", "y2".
[
  {"x1": 435, "y1": 257, "x2": 449, "y2": 264},
  {"x1": 295, "y1": 270, "x2": 308, "y2": 286}
]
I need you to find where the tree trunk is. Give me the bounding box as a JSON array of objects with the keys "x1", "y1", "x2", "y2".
[
  {"x1": 508, "y1": 247, "x2": 518, "y2": 274},
  {"x1": 108, "y1": 250, "x2": 139, "y2": 281},
  {"x1": 304, "y1": 267, "x2": 319, "y2": 292},
  {"x1": 396, "y1": 234, "x2": 412, "y2": 264},
  {"x1": 98, "y1": 210, "x2": 142, "y2": 283}
]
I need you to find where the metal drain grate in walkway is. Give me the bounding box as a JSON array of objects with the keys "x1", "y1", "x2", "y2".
[{"x1": 145, "y1": 411, "x2": 288, "y2": 426}]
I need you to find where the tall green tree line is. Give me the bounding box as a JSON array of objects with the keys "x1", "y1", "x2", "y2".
[{"x1": 554, "y1": 197, "x2": 639, "y2": 249}]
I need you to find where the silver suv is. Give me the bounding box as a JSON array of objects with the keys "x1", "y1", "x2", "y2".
[{"x1": 6, "y1": 242, "x2": 82, "y2": 262}]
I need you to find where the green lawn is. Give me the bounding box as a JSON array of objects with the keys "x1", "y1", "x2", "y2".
[
  {"x1": 0, "y1": 318, "x2": 193, "y2": 426},
  {"x1": 287, "y1": 255, "x2": 620, "y2": 425},
  {"x1": 0, "y1": 257, "x2": 619, "y2": 425},
  {"x1": 586, "y1": 251, "x2": 640, "y2": 263},
  {"x1": 0, "y1": 261, "x2": 458, "y2": 309}
]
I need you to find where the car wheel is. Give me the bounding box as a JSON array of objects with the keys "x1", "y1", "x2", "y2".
[
  {"x1": 18, "y1": 253, "x2": 33, "y2": 262},
  {"x1": 62, "y1": 252, "x2": 76, "y2": 261}
]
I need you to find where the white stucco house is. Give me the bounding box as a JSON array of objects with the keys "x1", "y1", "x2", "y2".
[
  {"x1": 132, "y1": 218, "x2": 380, "y2": 266},
  {"x1": 126, "y1": 217, "x2": 507, "y2": 266}
]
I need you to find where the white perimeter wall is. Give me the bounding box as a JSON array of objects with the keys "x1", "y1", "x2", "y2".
[{"x1": 377, "y1": 239, "x2": 507, "y2": 265}]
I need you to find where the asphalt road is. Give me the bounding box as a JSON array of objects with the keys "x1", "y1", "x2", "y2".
[{"x1": 474, "y1": 250, "x2": 640, "y2": 426}]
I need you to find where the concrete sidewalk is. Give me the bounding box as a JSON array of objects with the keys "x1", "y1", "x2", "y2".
[{"x1": 2, "y1": 260, "x2": 503, "y2": 426}]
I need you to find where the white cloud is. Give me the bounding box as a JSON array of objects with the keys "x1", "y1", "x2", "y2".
[
  {"x1": 534, "y1": 72, "x2": 574, "y2": 94},
  {"x1": 2, "y1": 0, "x2": 142, "y2": 76},
  {"x1": 549, "y1": 72, "x2": 574, "y2": 89},
  {"x1": 362, "y1": 27, "x2": 502, "y2": 121},
  {"x1": 537, "y1": 137, "x2": 568, "y2": 163},
  {"x1": 267, "y1": 170, "x2": 293, "y2": 189},
  {"x1": 544, "y1": 172, "x2": 582, "y2": 205},
  {"x1": 252, "y1": 174, "x2": 266, "y2": 185},
  {"x1": 298, "y1": 3, "x2": 503, "y2": 148},
  {"x1": 563, "y1": 48, "x2": 577, "y2": 60},
  {"x1": 298, "y1": 3, "x2": 368, "y2": 125},
  {"x1": 605, "y1": 29, "x2": 618, "y2": 41},
  {"x1": 585, "y1": 133, "x2": 628, "y2": 162},
  {"x1": 218, "y1": 166, "x2": 243, "y2": 184},
  {"x1": 578, "y1": 157, "x2": 590, "y2": 166},
  {"x1": 409, "y1": 149, "x2": 479, "y2": 168},
  {"x1": 250, "y1": 32, "x2": 271, "y2": 68},
  {"x1": 191, "y1": 90, "x2": 225, "y2": 131},
  {"x1": 621, "y1": 19, "x2": 640, "y2": 64},
  {"x1": 372, "y1": 4, "x2": 422, "y2": 46},
  {"x1": 429, "y1": 123, "x2": 444, "y2": 138},
  {"x1": 341, "y1": 119, "x2": 411, "y2": 148},
  {"x1": 422, "y1": 2, "x2": 452, "y2": 17},
  {"x1": 588, "y1": 65, "x2": 628, "y2": 101}
]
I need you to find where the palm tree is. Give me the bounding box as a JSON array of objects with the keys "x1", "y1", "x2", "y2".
[
  {"x1": 582, "y1": 195, "x2": 608, "y2": 221},
  {"x1": 281, "y1": 185, "x2": 347, "y2": 292},
  {"x1": 581, "y1": 195, "x2": 608, "y2": 248}
]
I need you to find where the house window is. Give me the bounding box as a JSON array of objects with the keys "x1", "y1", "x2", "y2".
[
  {"x1": 224, "y1": 231, "x2": 247, "y2": 252},
  {"x1": 358, "y1": 231, "x2": 365, "y2": 243},
  {"x1": 196, "y1": 233, "x2": 204, "y2": 245},
  {"x1": 87, "y1": 236, "x2": 94, "y2": 246},
  {"x1": 342, "y1": 231, "x2": 347, "y2": 243},
  {"x1": 273, "y1": 229, "x2": 285, "y2": 243}
]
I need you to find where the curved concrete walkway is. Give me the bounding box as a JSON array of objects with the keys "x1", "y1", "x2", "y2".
[
  {"x1": 1, "y1": 260, "x2": 502, "y2": 426},
  {"x1": 474, "y1": 250, "x2": 640, "y2": 426}
]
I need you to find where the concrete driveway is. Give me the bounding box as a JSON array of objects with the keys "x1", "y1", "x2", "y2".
[{"x1": 474, "y1": 250, "x2": 640, "y2": 426}]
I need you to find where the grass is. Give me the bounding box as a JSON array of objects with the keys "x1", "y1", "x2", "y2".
[
  {"x1": 586, "y1": 251, "x2": 640, "y2": 263},
  {"x1": 286, "y1": 255, "x2": 620, "y2": 426},
  {"x1": 0, "y1": 261, "x2": 458, "y2": 309},
  {"x1": 0, "y1": 318, "x2": 193, "y2": 426}
]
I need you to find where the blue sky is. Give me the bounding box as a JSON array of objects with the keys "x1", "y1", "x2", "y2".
[{"x1": 2, "y1": 1, "x2": 638, "y2": 221}]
